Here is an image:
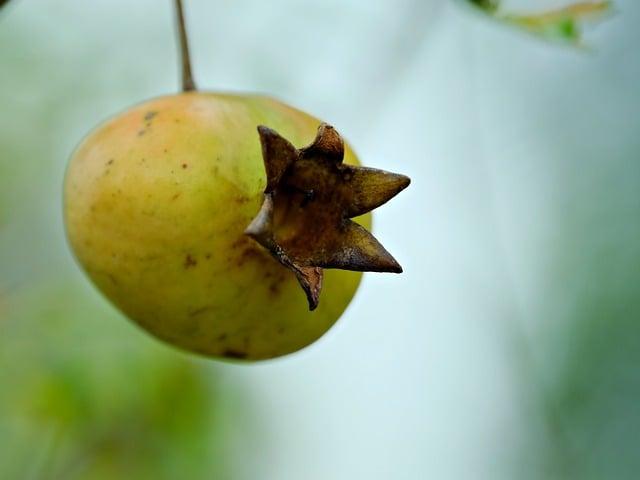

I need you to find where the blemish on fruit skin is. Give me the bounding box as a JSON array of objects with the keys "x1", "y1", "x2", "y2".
[
  {"x1": 144, "y1": 111, "x2": 158, "y2": 122},
  {"x1": 236, "y1": 248, "x2": 264, "y2": 268},
  {"x1": 137, "y1": 112, "x2": 157, "y2": 137},
  {"x1": 223, "y1": 349, "x2": 247, "y2": 359},
  {"x1": 217, "y1": 333, "x2": 228, "y2": 341},
  {"x1": 188, "y1": 305, "x2": 213, "y2": 317},
  {"x1": 230, "y1": 237, "x2": 247, "y2": 250},
  {"x1": 267, "y1": 272, "x2": 287, "y2": 296},
  {"x1": 184, "y1": 254, "x2": 197, "y2": 268},
  {"x1": 172, "y1": 193, "x2": 181, "y2": 201},
  {"x1": 182, "y1": 163, "x2": 188, "y2": 169},
  {"x1": 106, "y1": 159, "x2": 114, "y2": 165},
  {"x1": 180, "y1": 324, "x2": 200, "y2": 337},
  {"x1": 269, "y1": 281, "x2": 281, "y2": 296}
]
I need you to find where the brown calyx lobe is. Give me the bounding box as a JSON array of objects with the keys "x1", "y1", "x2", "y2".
[{"x1": 245, "y1": 123, "x2": 410, "y2": 310}]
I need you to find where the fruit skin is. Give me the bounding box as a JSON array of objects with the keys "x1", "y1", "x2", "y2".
[{"x1": 64, "y1": 92, "x2": 371, "y2": 360}]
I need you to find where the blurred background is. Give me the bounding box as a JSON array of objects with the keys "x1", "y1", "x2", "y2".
[{"x1": 1, "y1": 0, "x2": 638, "y2": 478}]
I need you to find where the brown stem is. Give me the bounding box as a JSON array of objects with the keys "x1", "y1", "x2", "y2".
[{"x1": 175, "y1": 0, "x2": 196, "y2": 92}]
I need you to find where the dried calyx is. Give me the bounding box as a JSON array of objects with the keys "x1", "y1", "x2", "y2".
[{"x1": 245, "y1": 123, "x2": 410, "y2": 310}]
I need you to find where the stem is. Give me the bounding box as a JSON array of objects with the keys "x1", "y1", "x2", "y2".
[{"x1": 175, "y1": 0, "x2": 196, "y2": 92}]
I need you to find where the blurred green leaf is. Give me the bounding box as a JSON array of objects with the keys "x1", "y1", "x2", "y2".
[
  {"x1": 0, "y1": 282, "x2": 242, "y2": 480},
  {"x1": 520, "y1": 135, "x2": 640, "y2": 479},
  {"x1": 468, "y1": 0, "x2": 499, "y2": 13},
  {"x1": 465, "y1": 1, "x2": 612, "y2": 45}
]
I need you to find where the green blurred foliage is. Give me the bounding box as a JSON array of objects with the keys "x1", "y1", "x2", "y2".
[
  {"x1": 466, "y1": 1, "x2": 612, "y2": 45},
  {"x1": 468, "y1": 0, "x2": 499, "y2": 13},
  {"x1": 533, "y1": 162, "x2": 640, "y2": 479},
  {"x1": 0, "y1": 282, "x2": 238, "y2": 480}
]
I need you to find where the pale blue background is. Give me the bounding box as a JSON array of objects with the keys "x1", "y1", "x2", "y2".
[{"x1": 1, "y1": 1, "x2": 638, "y2": 479}]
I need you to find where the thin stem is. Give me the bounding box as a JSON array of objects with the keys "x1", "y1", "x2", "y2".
[{"x1": 175, "y1": 0, "x2": 196, "y2": 92}]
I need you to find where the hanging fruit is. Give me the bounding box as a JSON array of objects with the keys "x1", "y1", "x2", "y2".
[{"x1": 64, "y1": 0, "x2": 410, "y2": 360}]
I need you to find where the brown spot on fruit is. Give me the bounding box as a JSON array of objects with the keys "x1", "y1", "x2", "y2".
[
  {"x1": 223, "y1": 349, "x2": 247, "y2": 359},
  {"x1": 269, "y1": 281, "x2": 281, "y2": 296},
  {"x1": 182, "y1": 163, "x2": 188, "y2": 169},
  {"x1": 107, "y1": 159, "x2": 114, "y2": 165},
  {"x1": 188, "y1": 305, "x2": 213, "y2": 317},
  {"x1": 236, "y1": 248, "x2": 264, "y2": 267},
  {"x1": 144, "y1": 111, "x2": 157, "y2": 122},
  {"x1": 217, "y1": 333, "x2": 228, "y2": 341},
  {"x1": 137, "y1": 129, "x2": 145, "y2": 136},
  {"x1": 184, "y1": 254, "x2": 197, "y2": 268},
  {"x1": 172, "y1": 193, "x2": 181, "y2": 201}
]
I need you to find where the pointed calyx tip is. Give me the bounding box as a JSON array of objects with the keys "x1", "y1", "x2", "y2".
[{"x1": 245, "y1": 122, "x2": 410, "y2": 310}]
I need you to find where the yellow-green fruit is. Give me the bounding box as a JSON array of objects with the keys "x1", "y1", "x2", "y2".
[{"x1": 64, "y1": 93, "x2": 370, "y2": 360}]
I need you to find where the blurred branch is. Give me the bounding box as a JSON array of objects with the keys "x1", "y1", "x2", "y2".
[
  {"x1": 464, "y1": 1, "x2": 613, "y2": 46},
  {"x1": 174, "y1": 0, "x2": 197, "y2": 92}
]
